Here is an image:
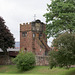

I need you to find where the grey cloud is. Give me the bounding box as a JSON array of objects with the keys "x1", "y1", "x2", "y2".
[{"x1": 0, "y1": 0, "x2": 51, "y2": 42}]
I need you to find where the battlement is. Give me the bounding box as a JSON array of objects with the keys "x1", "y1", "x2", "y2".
[
  {"x1": 20, "y1": 22, "x2": 32, "y2": 31},
  {"x1": 20, "y1": 22, "x2": 31, "y2": 26}
]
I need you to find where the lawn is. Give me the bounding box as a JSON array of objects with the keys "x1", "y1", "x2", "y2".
[{"x1": 0, "y1": 65, "x2": 75, "y2": 75}]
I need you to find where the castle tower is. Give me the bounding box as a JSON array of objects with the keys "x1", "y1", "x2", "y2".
[{"x1": 20, "y1": 20, "x2": 50, "y2": 55}]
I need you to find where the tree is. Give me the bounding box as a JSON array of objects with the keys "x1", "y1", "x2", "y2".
[
  {"x1": 0, "y1": 17, "x2": 15, "y2": 54},
  {"x1": 49, "y1": 32, "x2": 75, "y2": 69},
  {"x1": 44, "y1": 0, "x2": 75, "y2": 37}
]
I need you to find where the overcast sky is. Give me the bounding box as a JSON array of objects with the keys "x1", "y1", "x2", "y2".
[{"x1": 0, "y1": 0, "x2": 53, "y2": 46}]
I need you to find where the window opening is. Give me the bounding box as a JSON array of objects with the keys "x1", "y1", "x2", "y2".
[
  {"x1": 22, "y1": 32, "x2": 27, "y2": 37},
  {"x1": 33, "y1": 33, "x2": 36, "y2": 38}
]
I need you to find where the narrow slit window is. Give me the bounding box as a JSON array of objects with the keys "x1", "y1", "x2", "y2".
[{"x1": 33, "y1": 33, "x2": 35, "y2": 38}]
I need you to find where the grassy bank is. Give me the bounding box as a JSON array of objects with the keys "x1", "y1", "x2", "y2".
[{"x1": 0, "y1": 65, "x2": 75, "y2": 75}]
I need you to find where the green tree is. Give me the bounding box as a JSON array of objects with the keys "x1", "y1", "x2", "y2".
[
  {"x1": 49, "y1": 32, "x2": 75, "y2": 69},
  {"x1": 0, "y1": 17, "x2": 15, "y2": 54},
  {"x1": 44, "y1": 0, "x2": 75, "y2": 37}
]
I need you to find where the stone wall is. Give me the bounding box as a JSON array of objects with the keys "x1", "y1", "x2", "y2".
[
  {"x1": 20, "y1": 23, "x2": 33, "y2": 52},
  {"x1": 35, "y1": 55, "x2": 49, "y2": 66},
  {"x1": 0, "y1": 54, "x2": 49, "y2": 66},
  {"x1": 0, "y1": 55, "x2": 13, "y2": 65}
]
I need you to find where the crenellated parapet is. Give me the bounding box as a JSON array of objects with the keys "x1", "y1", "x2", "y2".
[
  {"x1": 20, "y1": 22, "x2": 31, "y2": 26},
  {"x1": 20, "y1": 22, "x2": 32, "y2": 32}
]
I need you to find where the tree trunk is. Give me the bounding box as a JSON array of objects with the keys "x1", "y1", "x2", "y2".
[{"x1": 4, "y1": 49, "x2": 9, "y2": 65}]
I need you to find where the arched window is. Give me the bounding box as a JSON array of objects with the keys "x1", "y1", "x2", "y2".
[{"x1": 24, "y1": 48, "x2": 27, "y2": 52}]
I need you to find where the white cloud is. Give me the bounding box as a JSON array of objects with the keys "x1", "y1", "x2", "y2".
[{"x1": 0, "y1": 0, "x2": 52, "y2": 43}]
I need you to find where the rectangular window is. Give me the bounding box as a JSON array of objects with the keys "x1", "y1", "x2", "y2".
[{"x1": 22, "y1": 32, "x2": 27, "y2": 37}]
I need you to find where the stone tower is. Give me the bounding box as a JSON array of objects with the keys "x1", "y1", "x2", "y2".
[{"x1": 20, "y1": 20, "x2": 50, "y2": 55}]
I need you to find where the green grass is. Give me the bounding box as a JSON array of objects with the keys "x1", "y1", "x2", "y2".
[{"x1": 0, "y1": 65, "x2": 75, "y2": 75}]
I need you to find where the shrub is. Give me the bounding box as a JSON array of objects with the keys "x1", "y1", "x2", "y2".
[{"x1": 13, "y1": 50, "x2": 35, "y2": 71}]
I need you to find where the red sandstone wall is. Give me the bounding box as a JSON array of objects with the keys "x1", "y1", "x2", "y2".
[
  {"x1": 20, "y1": 23, "x2": 33, "y2": 52},
  {"x1": 34, "y1": 38, "x2": 45, "y2": 55},
  {"x1": 20, "y1": 23, "x2": 31, "y2": 31}
]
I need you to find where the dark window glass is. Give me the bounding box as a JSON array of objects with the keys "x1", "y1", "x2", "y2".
[
  {"x1": 39, "y1": 33, "x2": 42, "y2": 39},
  {"x1": 22, "y1": 32, "x2": 27, "y2": 37}
]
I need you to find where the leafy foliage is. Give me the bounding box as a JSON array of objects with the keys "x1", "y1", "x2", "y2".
[
  {"x1": 49, "y1": 32, "x2": 75, "y2": 69},
  {"x1": 0, "y1": 16, "x2": 15, "y2": 53},
  {"x1": 13, "y1": 49, "x2": 35, "y2": 71},
  {"x1": 44, "y1": 0, "x2": 75, "y2": 37},
  {"x1": 49, "y1": 50, "x2": 58, "y2": 69}
]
